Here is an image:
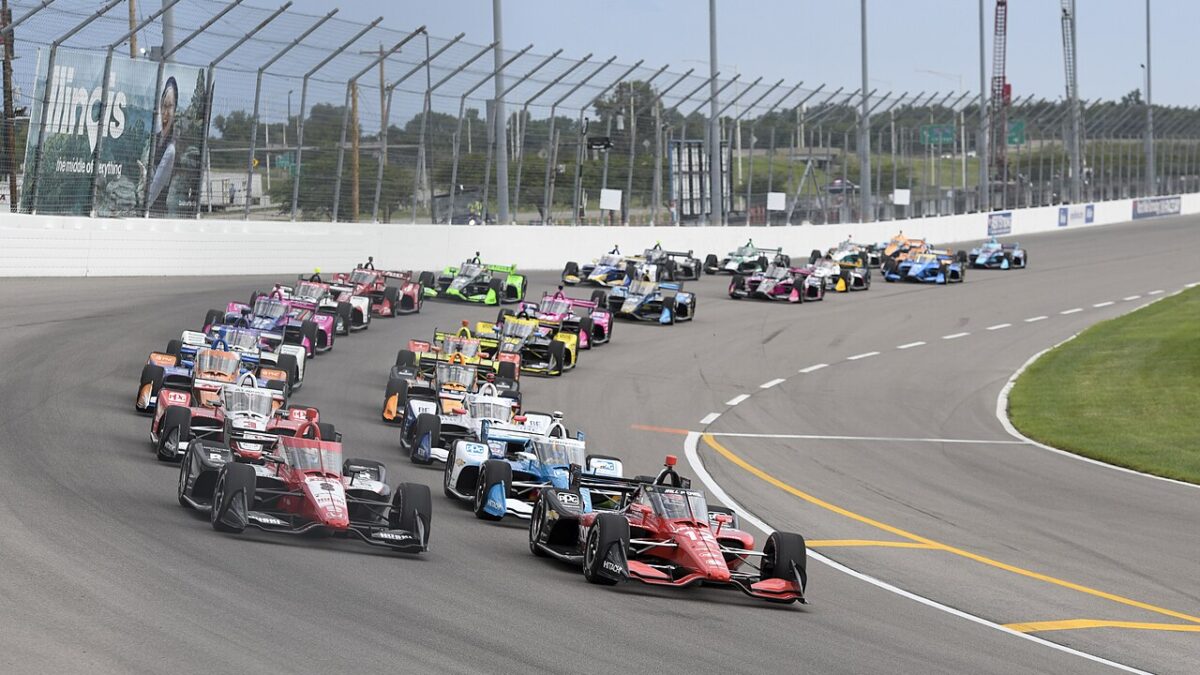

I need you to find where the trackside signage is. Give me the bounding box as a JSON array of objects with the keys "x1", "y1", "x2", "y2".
[
  {"x1": 1132, "y1": 195, "x2": 1181, "y2": 220},
  {"x1": 1057, "y1": 204, "x2": 1094, "y2": 228},
  {"x1": 21, "y1": 49, "x2": 209, "y2": 218},
  {"x1": 986, "y1": 211, "x2": 1012, "y2": 236}
]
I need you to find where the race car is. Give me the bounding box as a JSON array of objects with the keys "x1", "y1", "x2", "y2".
[
  {"x1": 595, "y1": 264, "x2": 696, "y2": 324},
  {"x1": 643, "y1": 245, "x2": 703, "y2": 281},
  {"x1": 204, "y1": 293, "x2": 332, "y2": 358},
  {"x1": 470, "y1": 313, "x2": 579, "y2": 375},
  {"x1": 728, "y1": 262, "x2": 824, "y2": 302},
  {"x1": 386, "y1": 347, "x2": 520, "y2": 425},
  {"x1": 442, "y1": 410, "x2": 622, "y2": 522},
  {"x1": 562, "y1": 246, "x2": 631, "y2": 287},
  {"x1": 423, "y1": 253, "x2": 526, "y2": 305},
  {"x1": 135, "y1": 326, "x2": 301, "y2": 413},
  {"x1": 403, "y1": 379, "x2": 530, "y2": 465},
  {"x1": 883, "y1": 249, "x2": 967, "y2": 284},
  {"x1": 812, "y1": 243, "x2": 873, "y2": 291},
  {"x1": 703, "y1": 240, "x2": 787, "y2": 275},
  {"x1": 528, "y1": 455, "x2": 808, "y2": 604},
  {"x1": 261, "y1": 278, "x2": 363, "y2": 336},
  {"x1": 178, "y1": 416, "x2": 431, "y2": 554},
  {"x1": 329, "y1": 258, "x2": 425, "y2": 317},
  {"x1": 969, "y1": 237, "x2": 1027, "y2": 269},
  {"x1": 513, "y1": 288, "x2": 613, "y2": 349},
  {"x1": 878, "y1": 232, "x2": 931, "y2": 267}
]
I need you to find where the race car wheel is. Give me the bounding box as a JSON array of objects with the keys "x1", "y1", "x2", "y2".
[
  {"x1": 729, "y1": 275, "x2": 746, "y2": 299},
  {"x1": 383, "y1": 286, "x2": 401, "y2": 317},
  {"x1": 590, "y1": 289, "x2": 608, "y2": 309},
  {"x1": 264, "y1": 378, "x2": 289, "y2": 401},
  {"x1": 275, "y1": 353, "x2": 300, "y2": 391},
  {"x1": 166, "y1": 339, "x2": 184, "y2": 357},
  {"x1": 761, "y1": 531, "x2": 808, "y2": 594},
  {"x1": 336, "y1": 302, "x2": 353, "y2": 335},
  {"x1": 473, "y1": 460, "x2": 512, "y2": 521},
  {"x1": 583, "y1": 512, "x2": 629, "y2": 586},
  {"x1": 389, "y1": 482, "x2": 432, "y2": 550},
  {"x1": 137, "y1": 364, "x2": 165, "y2": 412},
  {"x1": 497, "y1": 360, "x2": 519, "y2": 381},
  {"x1": 203, "y1": 309, "x2": 224, "y2": 329},
  {"x1": 809, "y1": 249, "x2": 822, "y2": 265},
  {"x1": 487, "y1": 278, "x2": 505, "y2": 305},
  {"x1": 211, "y1": 462, "x2": 256, "y2": 534},
  {"x1": 577, "y1": 317, "x2": 595, "y2": 349},
  {"x1": 956, "y1": 249, "x2": 969, "y2": 264},
  {"x1": 383, "y1": 376, "x2": 409, "y2": 422},
  {"x1": 317, "y1": 422, "x2": 337, "y2": 442},
  {"x1": 411, "y1": 414, "x2": 439, "y2": 465},
  {"x1": 395, "y1": 349, "x2": 417, "y2": 369},
  {"x1": 703, "y1": 253, "x2": 718, "y2": 274},
  {"x1": 548, "y1": 340, "x2": 567, "y2": 376},
  {"x1": 497, "y1": 308, "x2": 515, "y2": 323},
  {"x1": 157, "y1": 406, "x2": 191, "y2": 462},
  {"x1": 177, "y1": 446, "x2": 194, "y2": 507},
  {"x1": 295, "y1": 320, "x2": 318, "y2": 355},
  {"x1": 442, "y1": 446, "x2": 458, "y2": 498},
  {"x1": 562, "y1": 261, "x2": 580, "y2": 284},
  {"x1": 528, "y1": 495, "x2": 549, "y2": 557},
  {"x1": 755, "y1": 256, "x2": 769, "y2": 272}
]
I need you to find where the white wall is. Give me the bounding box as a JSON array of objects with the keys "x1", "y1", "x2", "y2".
[{"x1": 1, "y1": 195, "x2": 1196, "y2": 277}]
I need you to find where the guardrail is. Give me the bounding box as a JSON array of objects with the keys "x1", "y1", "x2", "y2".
[{"x1": 2, "y1": 194, "x2": 1196, "y2": 277}]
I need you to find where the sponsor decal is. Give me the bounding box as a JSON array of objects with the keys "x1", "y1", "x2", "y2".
[
  {"x1": 602, "y1": 559, "x2": 624, "y2": 574},
  {"x1": 1132, "y1": 195, "x2": 1182, "y2": 220},
  {"x1": 1058, "y1": 204, "x2": 1094, "y2": 227},
  {"x1": 373, "y1": 531, "x2": 415, "y2": 542},
  {"x1": 987, "y1": 211, "x2": 1013, "y2": 236},
  {"x1": 556, "y1": 492, "x2": 581, "y2": 507},
  {"x1": 149, "y1": 352, "x2": 176, "y2": 367},
  {"x1": 164, "y1": 390, "x2": 189, "y2": 406},
  {"x1": 288, "y1": 409, "x2": 309, "y2": 422}
]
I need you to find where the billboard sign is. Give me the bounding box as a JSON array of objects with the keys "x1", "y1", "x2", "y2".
[
  {"x1": 987, "y1": 211, "x2": 1012, "y2": 236},
  {"x1": 21, "y1": 49, "x2": 209, "y2": 217},
  {"x1": 1057, "y1": 203, "x2": 1094, "y2": 228},
  {"x1": 1131, "y1": 195, "x2": 1181, "y2": 220}
]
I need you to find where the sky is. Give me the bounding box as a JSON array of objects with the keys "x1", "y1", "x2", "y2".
[{"x1": 286, "y1": 0, "x2": 1198, "y2": 107}]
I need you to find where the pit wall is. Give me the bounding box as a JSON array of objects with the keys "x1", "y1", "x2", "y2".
[{"x1": 2, "y1": 194, "x2": 1197, "y2": 277}]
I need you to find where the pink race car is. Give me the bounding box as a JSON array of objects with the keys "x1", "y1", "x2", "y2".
[{"x1": 512, "y1": 288, "x2": 613, "y2": 349}]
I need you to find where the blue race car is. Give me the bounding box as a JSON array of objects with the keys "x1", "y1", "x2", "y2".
[
  {"x1": 969, "y1": 237, "x2": 1028, "y2": 269},
  {"x1": 593, "y1": 263, "x2": 696, "y2": 324},
  {"x1": 883, "y1": 249, "x2": 967, "y2": 284},
  {"x1": 562, "y1": 246, "x2": 632, "y2": 287}
]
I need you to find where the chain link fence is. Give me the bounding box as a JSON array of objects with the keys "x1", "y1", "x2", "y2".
[{"x1": 2, "y1": 0, "x2": 1198, "y2": 224}]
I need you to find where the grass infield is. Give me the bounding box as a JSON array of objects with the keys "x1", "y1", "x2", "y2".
[{"x1": 1009, "y1": 287, "x2": 1200, "y2": 484}]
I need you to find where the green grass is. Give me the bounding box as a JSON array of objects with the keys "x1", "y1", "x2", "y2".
[{"x1": 1009, "y1": 287, "x2": 1200, "y2": 483}]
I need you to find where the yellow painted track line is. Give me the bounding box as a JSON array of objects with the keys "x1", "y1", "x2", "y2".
[
  {"x1": 808, "y1": 539, "x2": 941, "y2": 549},
  {"x1": 702, "y1": 434, "x2": 1200, "y2": 626},
  {"x1": 1006, "y1": 619, "x2": 1200, "y2": 634}
]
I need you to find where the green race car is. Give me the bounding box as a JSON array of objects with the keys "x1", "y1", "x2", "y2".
[{"x1": 421, "y1": 253, "x2": 526, "y2": 305}]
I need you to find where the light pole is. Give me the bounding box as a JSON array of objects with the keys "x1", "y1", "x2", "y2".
[
  {"x1": 859, "y1": 0, "x2": 872, "y2": 222},
  {"x1": 978, "y1": 0, "x2": 989, "y2": 210},
  {"x1": 708, "y1": 0, "x2": 722, "y2": 226},
  {"x1": 1144, "y1": 0, "x2": 1155, "y2": 195}
]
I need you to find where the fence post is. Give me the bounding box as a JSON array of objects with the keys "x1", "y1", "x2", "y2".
[{"x1": 539, "y1": 56, "x2": 615, "y2": 225}]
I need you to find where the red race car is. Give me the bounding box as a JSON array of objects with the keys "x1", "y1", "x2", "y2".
[
  {"x1": 178, "y1": 414, "x2": 431, "y2": 554},
  {"x1": 329, "y1": 258, "x2": 424, "y2": 317},
  {"x1": 528, "y1": 456, "x2": 808, "y2": 604}
]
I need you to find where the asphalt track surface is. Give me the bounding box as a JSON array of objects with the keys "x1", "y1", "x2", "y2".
[{"x1": 1, "y1": 215, "x2": 1198, "y2": 674}]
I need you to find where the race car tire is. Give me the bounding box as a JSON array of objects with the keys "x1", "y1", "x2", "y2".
[
  {"x1": 528, "y1": 495, "x2": 549, "y2": 557},
  {"x1": 1003, "y1": 251, "x2": 1013, "y2": 269},
  {"x1": 497, "y1": 360, "x2": 519, "y2": 381},
  {"x1": 317, "y1": 422, "x2": 337, "y2": 442},
  {"x1": 487, "y1": 277, "x2": 505, "y2": 305},
  {"x1": 343, "y1": 458, "x2": 387, "y2": 485},
  {"x1": 293, "y1": 320, "x2": 318, "y2": 355},
  {"x1": 389, "y1": 482, "x2": 432, "y2": 550},
  {"x1": 548, "y1": 340, "x2": 567, "y2": 376},
  {"x1": 137, "y1": 364, "x2": 165, "y2": 412},
  {"x1": 157, "y1": 406, "x2": 191, "y2": 462},
  {"x1": 473, "y1": 460, "x2": 512, "y2": 521},
  {"x1": 418, "y1": 271, "x2": 436, "y2": 289},
  {"x1": 383, "y1": 286, "x2": 401, "y2": 317},
  {"x1": 264, "y1": 379, "x2": 288, "y2": 398},
  {"x1": 662, "y1": 260, "x2": 678, "y2": 281},
  {"x1": 336, "y1": 302, "x2": 353, "y2": 335},
  {"x1": 442, "y1": 446, "x2": 459, "y2": 498},
  {"x1": 778, "y1": 254, "x2": 792, "y2": 268},
  {"x1": 395, "y1": 349, "x2": 417, "y2": 369},
  {"x1": 210, "y1": 462, "x2": 256, "y2": 534},
  {"x1": 275, "y1": 353, "x2": 300, "y2": 390},
  {"x1": 577, "y1": 317, "x2": 595, "y2": 349},
  {"x1": 755, "y1": 256, "x2": 769, "y2": 272},
  {"x1": 590, "y1": 289, "x2": 608, "y2": 308},
  {"x1": 956, "y1": 250, "x2": 969, "y2": 264},
  {"x1": 383, "y1": 376, "x2": 409, "y2": 422},
  {"x1": 583, "y1": 512, "x2": 629, "y2": 586},
  {"x1": 562, "y1": 261, "x2": 580, "y2": 284},
  {"x1": 204, "y1": 309, "x2": 224, "y2": 328},
  {"x1": 177, "y1": 444, "x2": 195, "y2": 507},
  {"x1": 166, "y1": 339, "x2": 184, "y2": 357},
  {"x1": 703, "y1": 254, "x2": 719, "y2": 274},
  {"x1": 809, "y1": 249, "x2": 822, "y2": 265},
  {"x1": 760, "y1": 531, "x2": 808, "y2": 592},
  {"x1": 411, "y1": 414, "x2": 439, "y2": 465},
  {"x1": 729, "y1": 275, "x2": 746, "y2": 299},
  {"x1": 664, "y1": 305, "x2": 676, "y2": 325},
  {"x1": 497, "y1": 308, "x2": 515, "y2": 323}
]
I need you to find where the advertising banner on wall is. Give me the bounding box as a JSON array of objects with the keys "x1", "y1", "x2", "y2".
[
  {"x1": 1057, "y1": 203, "x2": 1094, "y2": 227},
  {"x1": 986, "y1": 211, "x2": 1012, "y2": 236},
  {"x1": 21, "y1": 49, "x2": 209, "y2": 217},
  {"x1": 1131, "y1": 195, "x2": 1182, "y2": 220}
]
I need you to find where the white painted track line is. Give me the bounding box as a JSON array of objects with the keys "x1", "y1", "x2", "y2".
[
  {"x1": 1093, "y1": 301, "x2": 1114, "y2": 308},
  {"x1": 847, "y1": 351, "x2": 880, "y2": 361},
  {"x1": 1060, "y1": 308, "x2": 1083, "y2": 315},
  {"x1": 699, "y1": 412, "x2": 721, "y2": 425},
  {"x1": 942, "y1": 332, "x2": 969, "y2": 340},
  {"x1": 1025, "y1": 316, "x2": 1048, "y2": 323},
  {"x1": 760, "y1": 378, "x2": 786, "y2": 389},
  {"x1": 1123, "y1": 295, "x2": 1141, "y2": 301},
  {"x1": 1148, "y1": 290, "x2": 1165, "y2": 295},
  {"x1": 725, "y1": 394, "x2": 750, "y2": 406},
  {"x1": 897, "y1": 341, "x2": 925, "y2": 349},
  {"x1": 987, "y1": 323, "x2": 1011, "y2": 331},
  {"x1": 798, "y1": 363, "x2": 829, "y2": 374}
]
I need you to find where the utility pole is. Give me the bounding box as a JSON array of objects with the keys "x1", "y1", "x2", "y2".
[
  {"x1": 127, "y1": 0, "x2": 137, "y2": 58},
  {"x1": 378, "y1": 44, "x2": 386, "y2": 169},
  {"x1": 492, "y1": 0, "x2": 510, "y2": 223},
  {"x1": 859, "y1": 0, "x2": 872, "y2": 221},
  {"x1": 978, "y1": 0, "x2": 989, "y2": 209},
  {"x1": 162, "y1": 0, "x2": 174, "y2": 59},
  {"x1": 1, "y1": 0, "x2": 15, "y2": 210},
  {"x1": 708, "y1": 0, "x2": 722, "y2": 225},
  {"x1": 1144, "y1": 0, "x2": 1155, "y2": 195},
  {"x1": 350, "y1": 82, "x2": 359, "y2": 219}
]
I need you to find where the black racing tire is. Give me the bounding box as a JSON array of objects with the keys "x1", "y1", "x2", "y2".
[
  {"x1": 761, "y1": 531, "x2": 808, "y2": 590},
  {"x1": 383, "y1": 286, "x2": 401, "y2": 317},
  {"x1": 296, "y1": 320, "x2": 319, "y2": 354},
  {"x1": 165, "y1": 339, "x2": 184, "y2": 357},
  {"x1": 548, "y1": 340, "x2": 567, "y2": 376},
  {"x1": 137, "y1": 364, "x2": 165, "y2": 412},
  {"x1": 487, "y1": 277, "x2": 505, "y2": 304},
  {"x1": 317, "y1": 422, "x2": 337, "y2": 442},
  {"x1": 411, "y1": 413, "x2": 440, "y2": 465},
  {"x1": 729, "y1": 275, "x2": 746, "y2": 299},
  {"x1": 395, "y1": 349, "x2": 417, "y2": 369},
  {"x1": 473, "y1": 459, "x2": 512, "y2": 521},
  {"x1": 703, "y1": 253, "x2": 718, "y2": 274},
  {"x1": 383, "y1": 376, "x2": 409, "y2": 423},
  {"x1": 210, "y1": 462, "x2": 256, "y2": 534},
  {"x1": 809, "y1": 249, "x2": 822, "y2": 265},
  {"x1": 275, "y1": 353, "x2": 299, "y2": 390},
  {"x1": 956, "y1": 249, "x2": 969, "y2": 264},
  {"x1": 389, "y1": 482, "x2": 432, "y2": 550},
  {"x1": 204, "y1": 309, "x2": 224, "y2": 328},
  {"x1": 583, "y1": 512, "x2": 629, "y2": 585},
  {"x1": 336, "y1": 302, "x2": 353, "y2": 335},
  {"x1": 177, "y1": 444, "x2": 195, "y2": 507},
  {"x1": 418, "y1": 271, "x2": 436, "y2": 288},
  {"x1": 497, "y1": 308, "x2": 515, "y2": 324},
  {"x1": 590, "y1": 289, "x2": 608, "y2": 308},
  {"x1": 562, "y1": 261, "x2": 580, "y2": 284},
  {"x1": 157, "y1": 406, "x2": 191, "y2": 462},
  {"x1": 528, "y1": 494, "x2": 550, "y2": 557},
  {"x1": 442, "y1": 445, "x2": 459, "y2": 498},
  {"x1": 1003, "y1": 251, "x2": 1013, "y2": 269},
  {"x1": 497, "y1": 360, "x2": 518, "y2": 381},
  {"x1": 577, "y1": 317, "x2": 595, "y2": 348}
]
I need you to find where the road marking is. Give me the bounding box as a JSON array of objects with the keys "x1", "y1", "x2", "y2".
[
  {"x1": 1005, "y1": 619, "x2": 1200, "y2": 634},
  {"x1": 760, "y1": 378, "x2": 786, "y2": 389},
  {"x1": 1147, "y1": 289, "x2": 1164, "y2": 295},
  {"x1": 798, "y1": 363, "x2": 829, "y2": 374},
  {"x1": 1024, "y1": 315, "x2": 1048, "y2": 323},
  {"x1": 699, "y1": 412, "x2": 721, "y2": 425},
  {"x1": 725, "y1": 394, "x2": 751, "y2": 406},
  {"x1": 987, "y1": 323, "x2": 1012, "y2": 331},
  {"x1": 1060, "y1": 308, "x2": 1083, "y2": 315},
  {"x1": 846, "y1": 351, "x2": 880, "y2": 361},
  {"x1": 700, "y1": 433, "x2": 1200, "y2": 628},
  {"x1": 896, "y1": 341, "x2": 925, "y2": 349},
  {"x1": 706, "y1": 431, "x2": 1024, "y2": 445},
  {"x1": 1123, "y1": 295, "x2": 1141, "y2": 301},
  {"x1": 629, "y1": 424, "x2": 689, "y2": 436},
  {"x1": 1186, "y1": 282, "x2": 1199, "y2": 288},
  {"x1": 682, "y1": 433, "x2": 1150, "y2": 674},
  {"x1": 1093, "y1": 301, "x2": 1114, "y2": 308},
  {"x1": 808, "y1": 539, "x2": 941, "y2": 549},
  {"x1": 942, "y1": 332, "x2": 969, "y2": 340}
]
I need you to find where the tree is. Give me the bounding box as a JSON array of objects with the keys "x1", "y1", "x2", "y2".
[{"x1": 1120, "y1": 89, "x2": 1143, "y2": 106}]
